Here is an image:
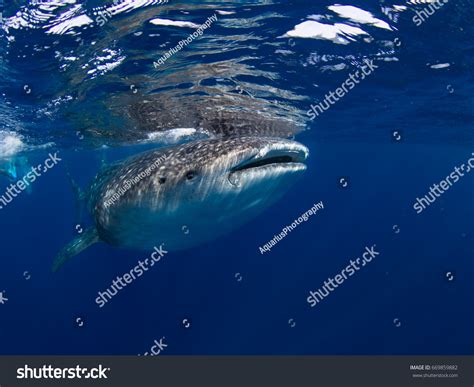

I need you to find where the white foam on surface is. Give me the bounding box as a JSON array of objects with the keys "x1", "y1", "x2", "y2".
[
  {"x1": 284, "y1": 20, "x2": 369, "y2": 45},
  {"x1": 46, "y1": 14, "x2": 93, "y2": 35},
  {"x1": 430, "y1": 63, "x2": 450, "y2": 69},
  {"x1": 328, "y1": 5, "x2": 393, "y2": 31},
  {"x1": 149, "y1": 18, "x2": 200, "y2": 29},
  {"x1": 217, "y1": 10, "x2": 236, "y2": 15},
  {"x1": 0, "y1": 131, "x2": 25, "y2": 159}
]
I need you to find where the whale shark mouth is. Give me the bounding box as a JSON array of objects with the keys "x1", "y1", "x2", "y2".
[
  {"x1": 230, "y1": 144, "x2": 308, "y2": 173},
  {"x1": 232, "y1": 154, "x2": 300, "y2": 171}
]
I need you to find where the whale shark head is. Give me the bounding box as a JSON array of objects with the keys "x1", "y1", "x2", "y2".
[{"x1": 94, "y1": 137, "x2": 309, "y2": 250}]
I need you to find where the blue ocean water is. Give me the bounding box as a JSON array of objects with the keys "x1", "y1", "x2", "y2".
[{"x1": 0, "y1": 0, "x2": 472, "y2": 355}]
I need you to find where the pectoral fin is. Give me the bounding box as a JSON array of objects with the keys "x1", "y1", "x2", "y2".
[{"x1": 52, "y1": 227, "x2": 99, "y2": 272}]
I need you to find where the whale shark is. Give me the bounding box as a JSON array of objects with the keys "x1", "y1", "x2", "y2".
[
  {"x1": 127, "y1": 97, "x2": 306, "y2": 139},
  {"x1": 53, "y1": 136, "x2": 308, "y2": 271},
  {"x1": 69, "y1": 93, "x2": 307, "y2": 145}
]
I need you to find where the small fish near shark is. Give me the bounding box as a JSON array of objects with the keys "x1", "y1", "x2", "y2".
[{"x1": 53, "y1": 136, "x2": 309, "y2": 271}]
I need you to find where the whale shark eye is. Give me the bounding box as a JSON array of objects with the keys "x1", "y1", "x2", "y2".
[
  {"x1": 185, "y1": 171, "x2": 197, "y2": 180},
  {"x1": 159, "y1": 177, "x2": 166, "y2": 184}
]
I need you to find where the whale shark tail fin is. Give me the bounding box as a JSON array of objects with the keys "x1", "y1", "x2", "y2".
[{"x1": 52, "y1": 227, "x2": 99, "y2": 272}]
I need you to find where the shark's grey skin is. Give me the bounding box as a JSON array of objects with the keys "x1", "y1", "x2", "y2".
[
  {"x1": 53, "y1": 136, "x2": 308, "y2": 271},
  {"x1": 70, "y1": 92, "x2": 307, "y2": 145},
  {"x1": 128, "y1": 99, "x2": 304, "y2": 138}
]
